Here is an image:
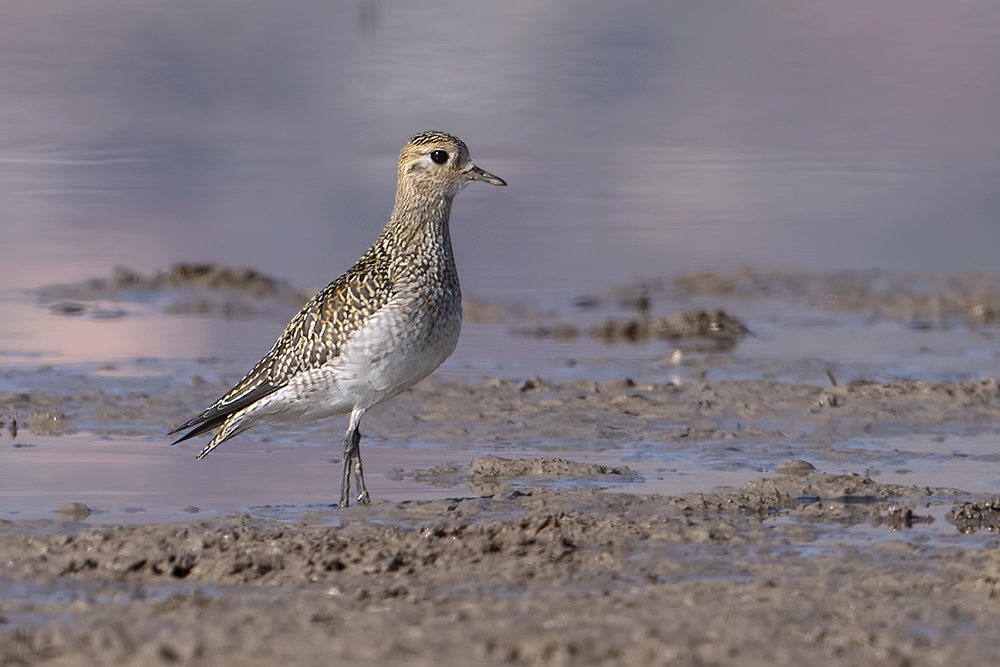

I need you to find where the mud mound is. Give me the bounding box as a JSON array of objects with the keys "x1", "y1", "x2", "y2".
[
  {"x1": 468, "y1": 455, "x2": 635, "y2": 479},
  {"x1": 674, "y1": 268, "x2": 1000, "y2": 328},
  {"x1": 950, "y1": 499, "x2": 1000, "y2": 534},
  {"x1": 591, "y1": 308, "x2": 749, "y2": 347},
  {"x1": 35, "y1": 263, "x2": 316, "y2": 318}
]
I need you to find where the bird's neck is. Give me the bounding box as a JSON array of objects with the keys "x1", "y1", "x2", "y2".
[{"x1": 382, "y1": 185, "x2": 456, "y2": 253}]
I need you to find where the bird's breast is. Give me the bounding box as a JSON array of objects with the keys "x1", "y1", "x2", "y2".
[{"x1": 328, "y1": 284, "x2": 462, "y2": 409}]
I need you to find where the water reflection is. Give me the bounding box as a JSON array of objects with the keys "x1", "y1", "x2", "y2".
[{"x1": 1, "y1": 0, "x2": 998, "y2": 296}]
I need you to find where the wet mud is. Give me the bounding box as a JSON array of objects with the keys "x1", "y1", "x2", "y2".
[
  {"x1": 5, "y1": 372, "x2": 1000, "y2": 447},
  {"x1": 589, "y1": 308, "x2": 749, "y2": 346},
  {"x1": 2, "y1": 469, "x2": 1000, "y2": 666},
  {"x1": 5, "y1": 269, "x2": 1000, "y2": 665},
  {"x1": 3, "y1": 373, "x2": 1000, "y2": 665},
  {"x1": 672, "y1": 268, "x2": 1000, "y2": 328}
]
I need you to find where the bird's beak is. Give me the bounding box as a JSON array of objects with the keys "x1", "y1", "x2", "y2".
[{"x1": 467, "y1": 164, "x2": 507, "y2": 186}]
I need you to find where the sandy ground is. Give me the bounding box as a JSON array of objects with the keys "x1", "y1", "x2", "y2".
[{"x1": 3, "y1": 371, "x2": 1000, "y2": 666}]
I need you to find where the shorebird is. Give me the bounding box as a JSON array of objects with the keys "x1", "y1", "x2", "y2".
[{"x1": 170, "y1": 131, "x2": 506, "y2": 507}]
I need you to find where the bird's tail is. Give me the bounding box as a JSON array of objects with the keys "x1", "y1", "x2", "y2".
[
  {"x1": 193, "y1": 414, "x2": 244, "y2": 460},
  {"x1": 196, "y1": 436, "x2": 222, "y2": 460}
]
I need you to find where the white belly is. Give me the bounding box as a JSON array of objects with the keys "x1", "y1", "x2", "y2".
[
  {"x1": 236, "y1": 299, "x2": 461, "y2": 428},
  {"x1": 335, "y1": 301, "x2": 462, "y2": 407}
]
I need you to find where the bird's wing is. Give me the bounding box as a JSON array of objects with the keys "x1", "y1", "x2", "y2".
[{"x1": 170, "y1": 251, "x2": 394, "y2": 444}]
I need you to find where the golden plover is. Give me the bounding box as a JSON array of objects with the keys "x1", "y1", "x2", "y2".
[{"x1": 170, "y1": 131, "x2": 506, "y2": 507}]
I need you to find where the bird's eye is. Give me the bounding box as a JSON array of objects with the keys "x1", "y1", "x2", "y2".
[{"x1": 430, "y1": 150, "x2": 448, "y2": 165}]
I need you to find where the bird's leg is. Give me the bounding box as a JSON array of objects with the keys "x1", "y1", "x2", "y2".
[
  {"x1": 339, "y1": 407, "x2": 369, "y2": 508},
  {"x1": 352, "y1": 428, "x2": 370, "y2": 506},
  {"x1": 339, "y1": 425, "x2": 354, "y2": 508}
]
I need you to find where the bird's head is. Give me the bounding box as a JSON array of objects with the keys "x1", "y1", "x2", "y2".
[{"x1": 398, "y1": 131, "x2": 506, "y2": 197}]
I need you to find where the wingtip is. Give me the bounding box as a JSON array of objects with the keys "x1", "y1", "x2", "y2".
[
  {"x1": 169, "y1": 420, "x2": 208, "y2": 446},
  {"x1": 167, "y1": 415, "x2": 199, "y2": 438},
  {"x1": 169, "y1": 429, "x2": 194, "y2": 446}
]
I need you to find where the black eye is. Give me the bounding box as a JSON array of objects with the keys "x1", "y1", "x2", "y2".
[{"x1": 430, "y1": 150, "x2": 448, "y2": 165}]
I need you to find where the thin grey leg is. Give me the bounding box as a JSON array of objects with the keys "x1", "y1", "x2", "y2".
[
  {"x1": 352, "y1": 429, "x2": 370, "y2": 506},
  {"x1": 339, "y1": 407, "x2": 369, "y2": 508},
  {"x1": 340, "y1": 426, "x2": 354, "y2": 508}
]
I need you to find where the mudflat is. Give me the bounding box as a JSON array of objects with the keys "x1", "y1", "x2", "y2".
[
  {"x1": 3, "y1": 370, "x2": 1000, "y2": 666},
  {"x1": 6, "y1": 268, "x2": 1000, "y2": 665}
]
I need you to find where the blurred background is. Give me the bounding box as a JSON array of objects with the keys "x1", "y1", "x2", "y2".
[
  {"x1": 3, "y1": 0, "x2": 1000, "y2": 292},
  {"x1": 1, "y1": 0, "x2": 1000, "y2": 364}
]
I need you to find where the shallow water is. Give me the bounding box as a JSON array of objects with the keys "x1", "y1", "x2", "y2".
[
  {"x1": 771, "y1": 503, "x2": 1000, "y2": 557},
  {"x1": 3, "y1": 419, "x2": 999, "y2": 526},
  {"x1": 0, "y1": 430, "x2": 747, "y2": 524},
  {"x1": 0, "y1": 433, "x2": 460, "y2": 523}
]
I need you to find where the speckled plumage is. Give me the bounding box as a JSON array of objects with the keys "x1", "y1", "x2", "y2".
[{"x1": 170, "y1": 131, "x2": 506, "y2": 507}]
